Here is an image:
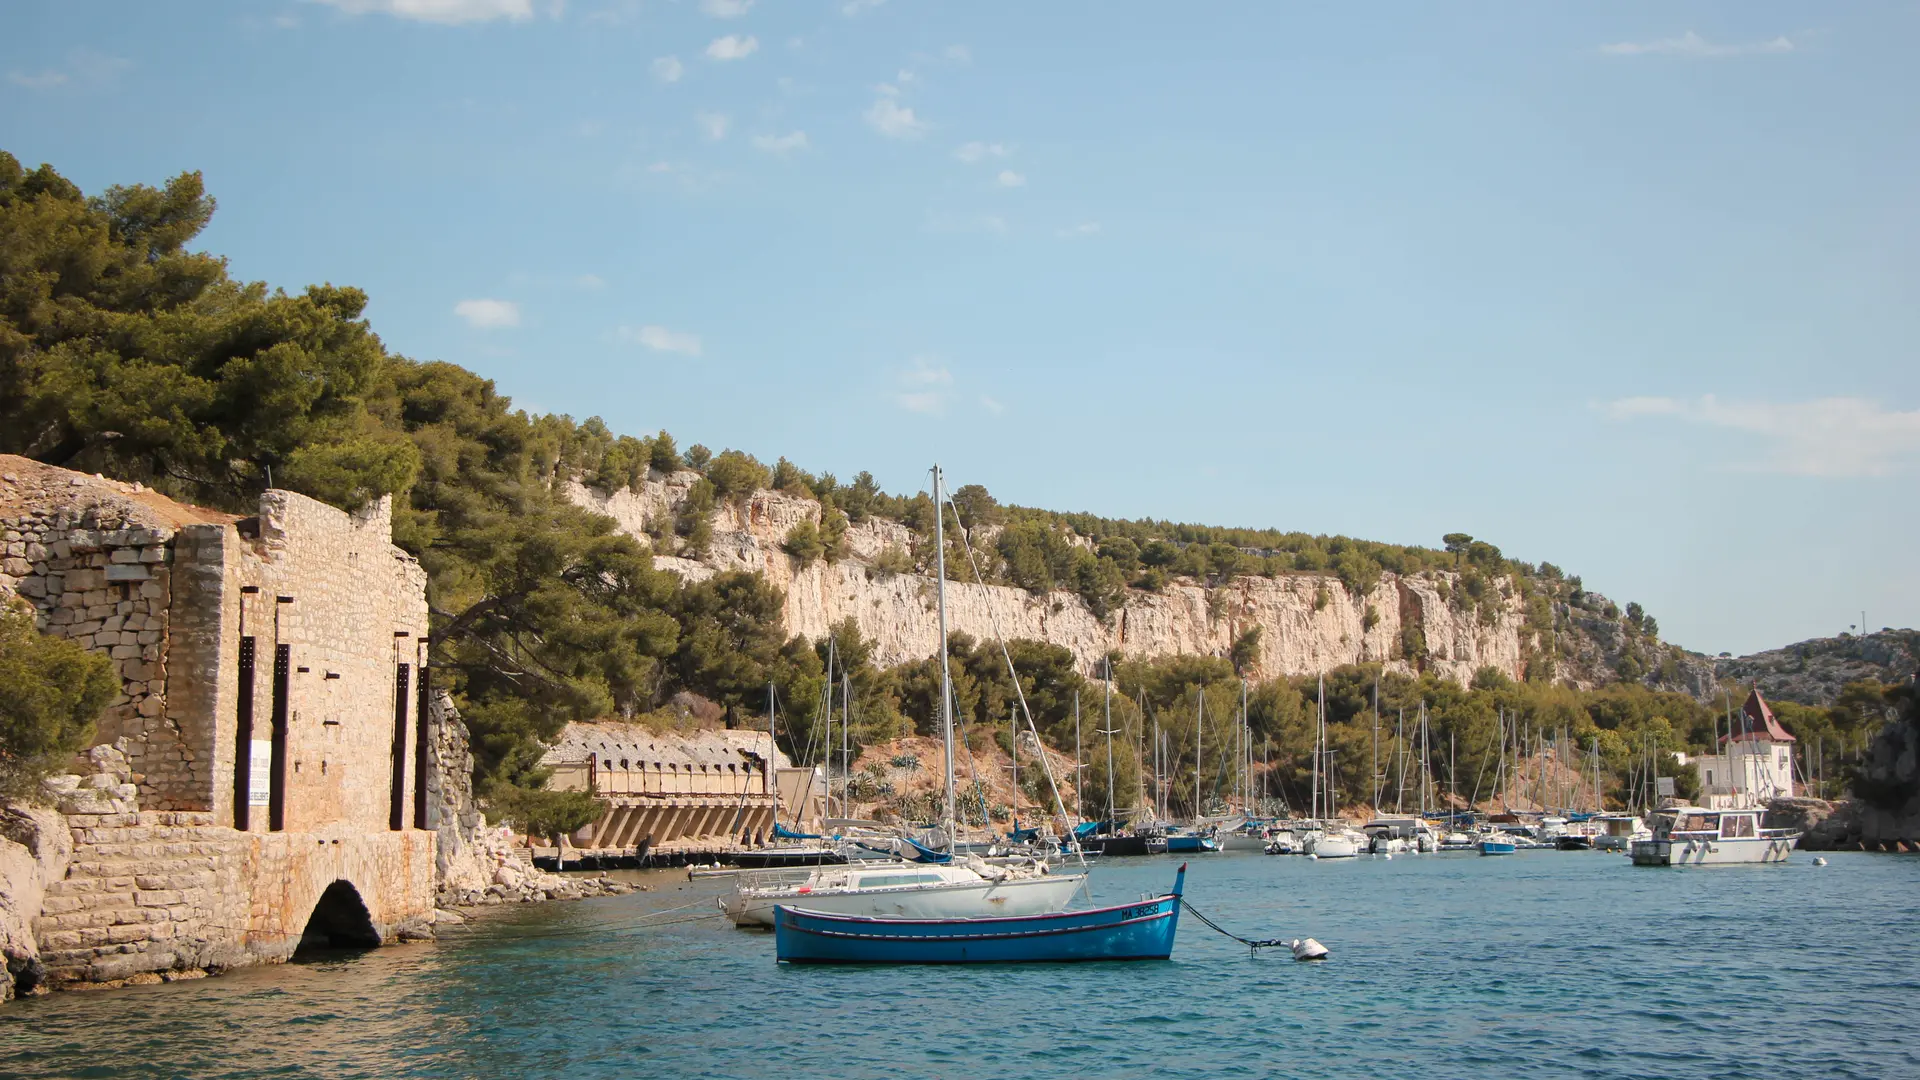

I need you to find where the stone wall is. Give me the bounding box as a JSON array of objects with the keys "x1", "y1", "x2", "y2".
[{"x1": 1, "y1": 455, "x2": 440, "y2": 991}]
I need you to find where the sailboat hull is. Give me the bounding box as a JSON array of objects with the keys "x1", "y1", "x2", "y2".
[
  {"x1": 1164, "y1": 834, "x2": 1219, "y2": 853},
  {"x1": 724, "y1": 871, "x2": 1085, "y2": 927},
  {"x1": 775, "y1": 892, "x2": 1180, "y2": 964}
]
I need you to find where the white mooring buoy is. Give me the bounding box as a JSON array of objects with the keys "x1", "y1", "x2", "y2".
[
  {"x1": 1812, "y1": 857, "x2": 1828, "y2": 866},
  {"x1": 1290, "y1": 938, "x2": 1329, "y2": 961}
]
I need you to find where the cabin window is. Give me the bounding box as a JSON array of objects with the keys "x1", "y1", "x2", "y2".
[{"x1": 1723, "y1": 815, "x2": 1756, "y2": 839}]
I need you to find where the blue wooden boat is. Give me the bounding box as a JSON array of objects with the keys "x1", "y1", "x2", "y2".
[
  {"x1": 1478, "y1": 837, "x2": 1516, "y2": 856},
  {"x1": 1164, "y1": 833, "x2": 1219, "y2": 854},
  {"x1": 775, "y1": 865, "x2": 1186, "y2": 964}
]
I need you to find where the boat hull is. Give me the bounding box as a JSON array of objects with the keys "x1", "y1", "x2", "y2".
[
  {"x1": 1164, "y1": 834, "x2": 1219, "y2": 854},
  {"x1": 1310, "y1": 836, "x2": 1359, "y2": 858},
  {"x1": 1630, "y1": 835, "x2": 1799, "y2": 866},
  {"x1": 729, "y1": 847, "x2": 848, "y2": 870},
  {"x1": 724, "y1": 871, "x2": 1085, "y2": 927},
  {"x1": 1218, "y1": 832, "x2": 1270, "y2": 853},
  {"x1": 775, "y1": 893, "x2": 1180, "y2": 964},
  {"x1": 1478, "y1": 840, "x2": 1516, "y2": 856},
  {"x1": 1082, "y1": 835, "x2": 1155, "y2": 857}
]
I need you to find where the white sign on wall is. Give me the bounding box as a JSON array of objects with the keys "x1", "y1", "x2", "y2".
[
  {"x1": 1655, "y1": 777, "x2": 1675, "y2": 797},
  {"x1": 249, "y1": 740, "x2": 272, "y2": 806}
]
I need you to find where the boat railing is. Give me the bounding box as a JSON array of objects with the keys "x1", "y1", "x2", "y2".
[{"x1": 736, "y1": 868, "x2": 820, "y2": 892}]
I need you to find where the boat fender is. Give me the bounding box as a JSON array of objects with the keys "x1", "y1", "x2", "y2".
[
  {"x1": 1307, "y1": 853, "x2": 1319, "y2": 861},
  {"x1": 1289, "y1": 938, "x2": 1329, "y2": 961}
]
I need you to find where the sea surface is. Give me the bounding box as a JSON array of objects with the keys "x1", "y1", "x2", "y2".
[{"x1": 4, "y1": 849, "x2": 1916, "y2": 1080}]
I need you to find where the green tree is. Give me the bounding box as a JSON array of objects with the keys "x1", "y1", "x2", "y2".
[{"x1": 0, "y1": 605, "x2": 118, "y2": 798}]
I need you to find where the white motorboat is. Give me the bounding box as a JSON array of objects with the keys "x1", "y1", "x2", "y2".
[
  {"x1": 1263, "y1": 828, "x2": 1298, "y2": 855},
  {"x1": 1630, "y1": 806, "x2": 1800, "y2": 866},
  {"x1": 1307, "y1": 827, "x2": 1363, "y2": 859},
  {"x1": 1593, "y1": 813, "x2": 1650, "y2": 853},
  {"x1": 720, "y1": 856, "x2": 1083, "y2": 926}
]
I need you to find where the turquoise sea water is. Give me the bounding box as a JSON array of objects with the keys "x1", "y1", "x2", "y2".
[{"x1": 5, "y1": 850, "x2": 1917, "y2": 1080}]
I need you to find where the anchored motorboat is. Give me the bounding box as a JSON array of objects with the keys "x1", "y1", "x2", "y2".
[{"x1": 1630, "y1": 806, "x2": 1800, "y2": 866}]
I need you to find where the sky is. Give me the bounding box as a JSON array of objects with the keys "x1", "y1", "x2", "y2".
[{"x1": 4, "y1": 1, "x2": 1916, "y2": 658}]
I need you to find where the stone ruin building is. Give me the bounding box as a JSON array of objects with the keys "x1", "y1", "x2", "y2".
[
  {"x1": 540, "y1": 720, "x2": 822, "y2": 855},
  {"x1": 1, "y1": 455, "x2": 444, "y2": 990}
]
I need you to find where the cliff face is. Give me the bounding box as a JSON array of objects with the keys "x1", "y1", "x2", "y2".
[
  {"x1": 1715, "y1": 630, "x2": 1920, "y2": 705},
  {"x1": 566, "y1": 477, "x2": 1538, "y2": 686}
]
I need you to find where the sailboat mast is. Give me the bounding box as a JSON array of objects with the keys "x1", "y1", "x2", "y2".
[
  {"x1": 766, "y1": 681, "x2": 777, "y2": 827},
  {"x1": 1010, "y1": 702, "x2": 1019, "y2": 834},
  {"x1": 932, "y1": 464, "x2": 956, "y2": 833},
  {"x1": 1311, "y1": 674, "x2": 1323, "y2": 820},
  {"x1": 1193, "y1": 687, "x2": 1204, "y2": 822},
  {"x1": 1103, "y1": 663, "x2": 1116, "y2": 824},
  {"x1": 1372, "y1": 675, "x2": 1380, "y2": 813},
  {"x1": 1073, "y1": 690, "x2": 1083, "y2": 824},
  {"x1": 1240, "y1": 679, "x2": 1250, "y2": 814},
  {"x1": 841, "y1": 672, "x2": 850, "y2": 820}
]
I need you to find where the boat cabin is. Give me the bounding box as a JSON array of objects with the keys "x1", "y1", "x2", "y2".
[{"x1": 1653, "y1": 807, "x2": 1784, "y2": 842}]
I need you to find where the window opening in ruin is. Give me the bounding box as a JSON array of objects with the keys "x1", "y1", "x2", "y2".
[
  {"x1": 292, "y1": 880, "x2": 381, "y2": 958},
  {"x1": 390, "y1": 662, "x2": 411, "y2": 831},
  {"x1": 413, "y1": 661, "x2": 431, "y2": 830},
  {"x1": 235, "y1": 635, "x2": 257, "y2": 830},
  {"x1": 270, "y1": 643, "x2": 291, "y2": 831}
]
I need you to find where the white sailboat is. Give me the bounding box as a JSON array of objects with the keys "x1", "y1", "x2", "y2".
[{"x1": 724, "y1": 464, "x2": 1086, "y2": 925}]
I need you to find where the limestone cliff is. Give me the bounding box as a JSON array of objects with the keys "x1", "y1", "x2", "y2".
[{"x1": 568, "y1": 476, "x2": 1571, "y2": 687}]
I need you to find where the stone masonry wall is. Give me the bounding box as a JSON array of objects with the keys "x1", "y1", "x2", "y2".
[{"x1": 1, "y1": 456, "x2": 439, "y2": 991}]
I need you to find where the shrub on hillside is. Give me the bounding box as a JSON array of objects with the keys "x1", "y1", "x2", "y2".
[{"x1": 0, "y1": 606, "x2": 118, "y2": 798}]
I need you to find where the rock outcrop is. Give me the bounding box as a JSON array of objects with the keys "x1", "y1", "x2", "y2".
[
  {"x1": 568, "y1": 478, "x2": 1540, "y2": 686},
  {"x1": 1715, "y1": 629, "x2": 1920, "y2": 705},
  {"x1": 569, "y1": 475, "x2": 1721, "y2": 694},
  {"x1": 0, "y1": 805, "x2": 72, "y2": 1000}
]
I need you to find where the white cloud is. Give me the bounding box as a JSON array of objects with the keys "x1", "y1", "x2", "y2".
[
  {"x1": 1602, "y1": 394, "x2": 1920, "y2": 477},
  {"x1": 698, "y1": 0, "x2": 752, "y2": 17},
  {"x1": 954, "y1": 141, "x2": 1006, "y2": 163},
  {"x1": 706, "y1": 34, "x2": 759, "y2": 60},
  {"x1": 7, "y1": 70, "x2": 68, "y2": 90},
  {"x1": 619, "y1": 324, "x2": 703, "y2": 356},
  {"x1": 895, "y1": 357, "x2": 952, "y2": 413},
  {"x1": 696, "y1": 111, "x2": 730, "y2": 140},
  {"x1": 8, "y1": 49, "x2": 129, "y2": 91},
  {"x1": 995, "y1": 169, "x2": 1025, "y2": 188},
  {"x1": 865, "y1": 97, "x2": 926, "y2": 138},
  {"x1": 651, "y1": 55, "x2": 684, "y2": 82},
  {"x1": 841, "y1": 0, "x2": 886, "y2": 15},
  {"x1": 454, "y1": 298, "x2": 521, "y2": 329},
  {"x1": 1056, "y1": 221, "x2": 1101, "y2": 238},
  {"x1": 979, "y1": 394, "x2": 1005, "y2": 415},
  {"x1": 896, "y1": 68, "x2": 916, "y2": 84},
  {"x1": 309, "y1": 0, "x2": 539, "y2": 24},
  {"x1": 751, "y1": 130, "x2": 808, "y2": 154},
  {"x1": 944, "y1": 44, "x2": 971, "y2": 63},
  {"x1": 1599, "y1": 30, "x2": 1795, "y2": 57},
  {"x1": 925, "y1": 212, "x2": 1008, "y2": 235}
]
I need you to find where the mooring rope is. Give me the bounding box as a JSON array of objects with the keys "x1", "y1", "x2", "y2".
[{"x1": 1178, "y1": 898, "x2": 1293, "y2": 955}]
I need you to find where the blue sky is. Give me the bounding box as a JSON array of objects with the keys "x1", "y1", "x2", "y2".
[{"x1": 5, "y1": 1, "x2": 1916, "y2": 657}]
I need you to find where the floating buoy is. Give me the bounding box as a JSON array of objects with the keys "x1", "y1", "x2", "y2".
[
  {"x1": 1307, "y1": 853, "x2": 1319, "y2": 861},
  {"x1": 1813, "y1": 857, "x2": 1828, "y2": 866},
  {"x1": 1290, "y1": 938, "x2": 1329, "y2": 961},
  {"x1": 1382, "y1": 854, "x2": 1392, "y2": 861}
]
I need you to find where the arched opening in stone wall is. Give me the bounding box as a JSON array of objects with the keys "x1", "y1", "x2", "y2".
[{"x1": 292, "y1": 880, "x2": 382, "y2": 958}]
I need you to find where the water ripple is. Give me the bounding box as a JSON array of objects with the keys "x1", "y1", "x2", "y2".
[{"x1": 2, "y1": 852, "x2": 1916, "y2": 1079}]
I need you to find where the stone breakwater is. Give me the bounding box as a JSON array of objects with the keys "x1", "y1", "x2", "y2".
[{"x1": 568, "y1": 477, "x2": 1558, "y2": 687}]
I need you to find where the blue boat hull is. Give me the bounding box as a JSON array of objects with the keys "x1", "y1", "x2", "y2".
[
  {"x1": 776, "y1": 868, "x2": 1185, "y2": 964},
  {"x1": 1164, "y1": 835, "x2": 1218, "y2": 853},
  {"x1": 1479, "y1": 841, "x2": 1516, "y2": 856}
]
